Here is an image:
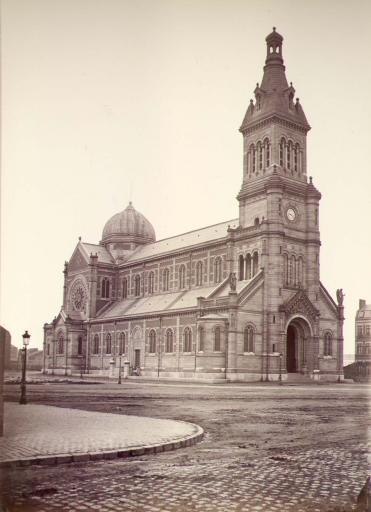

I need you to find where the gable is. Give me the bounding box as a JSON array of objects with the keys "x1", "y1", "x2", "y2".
[
  {"x1": 68, "y1": 245, "x2": 89, "y2": 272},
  {"x1": 279, "y1": 289, "x2": 319, "y2": 321}
]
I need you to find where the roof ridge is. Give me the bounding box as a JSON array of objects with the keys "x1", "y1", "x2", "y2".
[{"x1": 153, "y1": 218, "x2": 238, "y2": 244}]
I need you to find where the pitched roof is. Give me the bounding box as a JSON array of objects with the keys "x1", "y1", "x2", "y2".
[
  {"x1": 98, "y1": 284, "x2": 224, "y2": 319},
  {"x1": 80, "y1": 243, "x2": 114, "y2": 264},
  {"x1": 125, "y1": 219, "x2": 239, "y2": 263}
]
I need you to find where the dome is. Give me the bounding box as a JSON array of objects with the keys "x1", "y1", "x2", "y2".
[{"x1": 101, "y1": 202, "x2": 156, "y2": 244}]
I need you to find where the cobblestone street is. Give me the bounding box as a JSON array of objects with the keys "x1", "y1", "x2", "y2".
[{"x1": 0, "y1": 380, "x2": 369, "y2": 511}]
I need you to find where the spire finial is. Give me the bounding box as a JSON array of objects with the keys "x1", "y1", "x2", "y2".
[{"x1": 273, "y1": 26, "x2": 276, "y2": 32}]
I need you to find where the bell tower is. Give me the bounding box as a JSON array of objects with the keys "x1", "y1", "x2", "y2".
[{"x1": 237, "y1": 28, "x2": 322, "y2": 310}]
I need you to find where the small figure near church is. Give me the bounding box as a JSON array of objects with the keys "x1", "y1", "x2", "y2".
[
  {"x1": 336, "y1": 288, "x2": 344, "y2": 306},
  {"x1": 229, "y1": 272, "x2": 237, "y2": 292}
]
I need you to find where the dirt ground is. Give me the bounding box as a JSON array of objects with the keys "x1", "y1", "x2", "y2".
[{"x1": 1, "y1": 378, "x2": 370, "y2": 511}]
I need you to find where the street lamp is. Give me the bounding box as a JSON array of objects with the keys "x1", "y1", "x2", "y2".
[
  {"x1": 279, "y1": 352, "x2": 283, "y2": 385},
  {"x1": 19, "y1": 330, "x2": 30, "y2": 405},
  {"x1": 118, "y1": 354, "x2": 122, "y2": 384}
]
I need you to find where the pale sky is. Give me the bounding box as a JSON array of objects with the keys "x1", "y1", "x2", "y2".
[{"x1": 2, "y1": 0, "x2": 371, "y2": 354}]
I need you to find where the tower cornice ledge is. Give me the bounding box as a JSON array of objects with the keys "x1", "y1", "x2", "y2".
[{"x1": 240, "y1": 113, "x2": 311, "y2": 136}]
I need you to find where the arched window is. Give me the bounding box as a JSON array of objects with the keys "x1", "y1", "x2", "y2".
[
  {"x1": 239, "y1": 255, "x2": 244, "y2": 281},
  {"x1": 252, "y1": 252, "x2": 259, "y2": 276},
  {"x1": 214, "y1": 327, "x2": 221, "y2": 351},
  {"x1": 165, "y1": 329, "x2": 174, "y2": 353},
  {"x1": 106, "y1": 333, "x2": 112, "y2": 354},
  {"x1": 258, "y1": 142, "x2": 263, "y2": 171},
  {"x1": 149, "y1": 329, "x2": 156, "y2": 353},
  {"x1": 252, "y1": 144, "x2": 256, "y2": 173},
  {"x1": 148, "y1": 272, "x2": 154, "y2": 294},
  {"x1": 287, "y1": 141, "x2": 292, "y2": 170},
  {"x1": 77, "y1": 336, "x2": 83, "y2": 356},
  {"x1": 102, "y1": 277, "x2": 110, "y2": 298},
  {"x1": 214, "y1": 257, "x2": 222, "y2": 284},
  {"x1": 122, "y1": 278, "x2": 128, "y2": 299},
  {"x1": 264, "y1": 138, "x2": 270, "y2": 168},
  {"x1": 47, "y1": 344, "x2": 50, "y2": 356},
  {"x1": 279, "y1": 138, "x2": 285, "y2": 167},
  {"x1": 290, "y1": 255, "x2": 296, "y2": 285},
  {"x1": 163, "y1": 268, "x2": 170, "y2": 291},
  {"x1": 324, "y1": 333, "x2": 332, "y2": 356},
  {"x1": 246, "y1": 254, "x2": 252, "y2": 280},
  {"x1": 183, "y1": 327, "x2": 192, "y2": 352},
  {"x1": 294, "y1": 144, "x2": 299, "y2": 172},
  {"x1": 283, "y1": 254, "x2": 288, "y2": 285},
  {"x1": 297, "y1": 257, "x2": 303, "y2": 287},
  {"x1": 135, "y1": 275, "x2": 141, "y2": 296},
  {"x1": 196, "y1": 261, "x2": 203, "y2": 286},
  {"x1": 57, "y1": 333, "x2": 64, "y2": 354},
  {"x1": 179, "y1": 264, "x2": 186, "y2": 289},
  {"x1": 198, "y1": 327, "x2": 205, "y2": 351},
  {"x1": 244, "y1": 325, "x2": 254, "y2": 352},
  {"x1": 118, "y1": 332, "x2": 125, "y2": 355},
  {"x1": 93, "y1": 334, "x2": 100, "y2": 355}
]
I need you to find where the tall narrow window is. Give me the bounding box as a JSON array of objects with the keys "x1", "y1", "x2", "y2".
[
  {"x1": 102, "y1": 277, "x2": 110, "y2": 298},
  {"x1": 291, "y1": 255, "x2": 296, "y2": 285},
  {"x1": 163, "y1": 268, "x2": 170, "y2": 291},
  {"x1": 279, "y1": 138, "x2": 285, "y2": 167},
  {"x1": 183, "y1": 327, "x2": 192, "y2": 352},
  {"x1": 287, "y1": 141, "x2": 292, "y2": 170},
  {"x1": 149, "y1": 329, "x2": 156, "y2": 353},
  {"x1": 239, "y1": 255, "x2": 244, "y2": 281},
  {"x1": 199, "y1": 327, "x2": 205, "y2": 351},
  {"x1": 283, "y1": 254, "x2": 288, "y2": 285},
  {"x1": 246, "y1": 254, "x2": 252, "y2": 280},
  {"x1": 93, "y1": 334, "x2": 100, "y2": 355},
  {"x1": 252, "y1": 145, "x2": 256, "y2": 173},
  {"x1": 179, "y1": 264, "x2": 186, "y2": 289},
  {"x1": 135, "y1": 275, "x2": 141, "y2": 296},
  {"x1": 148, "y1": 272, "x2": 154, "y2": 294},
  {"x1": 166, "y1": 329, "x2": 174, "y2": 353},
  {"x1": 122, "y1": 278, "x2": 128, "y2": 299},
  {"x1": 324, "y1": 333, "x2": 332, "y2": 356},
  {"x1": 214, "y1": 327, "x2": 221, "y2": 351},
  {"x1": 297, "y1": 257, "x2": 303, "y2": 287},
  {"x1": 294, "y1": 144, "x2": 299, "y2": 172},
  {"x1": 118, "y1": 332, "x2": 125, "y2": 355},
  {"x1": 252, "y1": 252, "x2": 259, "y2": 276},
  {"x1": 47, "y1": 344, "x2": 50, "y2": 356},
  {"x1": 106, "y1": 333, "x2": 112, "y2": 354},
  {"x1": 214, "y1": 257, "x2": 222, "y2": 284},
  {"x1": 244, "y1": 326, "x2": 254, "y2": 352},
  {"x1": 77, "y1": 336, "x2": 83, "y2": 356},
  {"x1": 58, "y1": 333, "x2": 64, "y2": 354},
  {"x1": 258, "y1": 142, "x2": 263, "y2": 170},
  {"x1": 264, "y1": 138, "x2": 270, "y2": 168},
  {"x1": 196, "y1": 261, "x2": 203, "y2": 286}
]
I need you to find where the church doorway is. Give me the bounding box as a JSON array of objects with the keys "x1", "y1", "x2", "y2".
[
  {"x1": 286, "y1": 325, "x2": 297, "y2": 372},
  {"x1": 286, "y1": 317, "x2": 312, "y2": 374}
]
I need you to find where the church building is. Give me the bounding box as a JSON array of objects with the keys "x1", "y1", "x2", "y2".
[{"x1": 43, "y1": 29, "x2": 344, "y2": 382}]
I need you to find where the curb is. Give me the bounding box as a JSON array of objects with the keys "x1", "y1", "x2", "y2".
[{"x1": 0, "y1": 425, "x2": 204, "y2": 469}]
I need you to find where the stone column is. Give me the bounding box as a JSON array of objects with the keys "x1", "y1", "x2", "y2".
[
  {"x1": 337, "y1": 305, "x2": 345, "y2": 381},
  {"x1": 227, "y1": 290, "x2": 238, "y2": 380}
]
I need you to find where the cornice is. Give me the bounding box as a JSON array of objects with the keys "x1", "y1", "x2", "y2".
[{"x1": 240, "y1": 114, "x2": 310, "y2": 136}]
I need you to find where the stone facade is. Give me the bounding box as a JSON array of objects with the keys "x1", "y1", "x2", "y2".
[{"x1": 43, "y1": 29, "x2": 344, "y2": 382}]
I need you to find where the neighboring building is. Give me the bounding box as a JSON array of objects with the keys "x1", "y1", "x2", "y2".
[
  {"x1": 27, "y1": 349, "x2": 44, "y2": 371},
  {"x1": 43, "y1": 29, "x2": 344, "y2": 382},
  {"x1": 344, "y1": 300, "x2": 371, "y2": 382}
]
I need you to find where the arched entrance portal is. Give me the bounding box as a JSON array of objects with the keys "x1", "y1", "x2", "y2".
[{"x1": 286, "y1": 317, "x2": 312, "y2": 374}]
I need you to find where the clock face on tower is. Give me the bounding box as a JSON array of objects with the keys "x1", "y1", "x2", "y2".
[{"x1": 286, "y1": 207, "x2": 297, "y2": 222}]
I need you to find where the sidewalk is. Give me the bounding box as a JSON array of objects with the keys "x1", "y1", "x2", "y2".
[{"x1": 0, "y1": 402, "x2": 203, "y2": 467}]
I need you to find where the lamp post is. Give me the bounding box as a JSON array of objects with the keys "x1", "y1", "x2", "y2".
[
  {"x1": 279, "y1": 352, "x2": 283, "y2": 385},
  {"x1": 118, "y1": 355, "x2": 122, "y2": 384},
  {"x1": 20, "y1": 331, "x2": 30, "y2": 405}
]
